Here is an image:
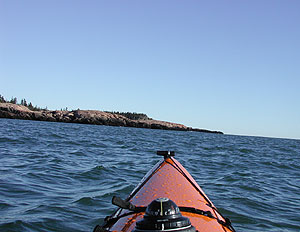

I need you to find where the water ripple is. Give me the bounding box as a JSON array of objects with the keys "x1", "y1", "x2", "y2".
[{"x1": 0, "y1": 118, "x2": 299, "y2": 232}]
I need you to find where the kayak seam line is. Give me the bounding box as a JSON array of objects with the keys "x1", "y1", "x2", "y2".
[
  {"x1": 167, "y1": 158, "x2": 213, "y2": 207},
  {"x1": 168, "y1": 158, "x2": 235, "y2": 232},
  {"x1": 126, "y1": 159, "x2": 165, "y2": 202}
]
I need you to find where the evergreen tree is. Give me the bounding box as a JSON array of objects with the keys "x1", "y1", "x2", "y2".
[
  {"x1": 0, "y1": 94, "x2": 6, "y2": 103},
  {"x1": 28, "y1": 102, "x2": 33, "y2": 110},
  {"x1": 10, "y1": 97, "x2": 17, "y2": 104},
  {"x1": 20, "y1": 98, "x2": 27, "y2": 106}
]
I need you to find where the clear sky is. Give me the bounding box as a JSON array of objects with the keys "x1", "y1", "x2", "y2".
[{"x1": 1, "y1": 0, "x2": 300, "y2": 139}]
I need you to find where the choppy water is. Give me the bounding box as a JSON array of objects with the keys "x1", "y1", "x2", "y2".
[{"x1": 0, "y1": 118, "x2": 299, "y2": 232}]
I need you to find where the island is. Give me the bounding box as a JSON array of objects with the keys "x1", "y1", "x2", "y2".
[{"x1": 0, "y1": 102, "x2": 223, "y2": 134}]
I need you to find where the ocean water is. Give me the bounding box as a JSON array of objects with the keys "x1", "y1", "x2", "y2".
[{"x1": 0, "y1": 118, "x2": 299, "y2": 232}]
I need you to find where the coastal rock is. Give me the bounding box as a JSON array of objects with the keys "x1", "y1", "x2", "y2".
[{"x1": 0, "y1": 103, "x2": 223, "y2": 134}]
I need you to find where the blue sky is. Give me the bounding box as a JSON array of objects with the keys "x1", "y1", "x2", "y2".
[{"x1": 1, "y1": 0, "x2": 300, "y2": 139}]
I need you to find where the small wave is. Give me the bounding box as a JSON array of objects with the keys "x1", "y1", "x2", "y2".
[
  {"x1": 0, "y1": 202, "x2": 12, "y2": 210},
  {"x1": 89, "y1": 165, "x2": 105, "y2": 172},
  {"x1": 69, "y1": 150, "x2": 86, "y2": 156},
  {"x1": 0, "y1": 137, "x2": 19, "y2": 143},
  {"x1": 48, "y1": 133, "x2": 65, "y2": 139},
  {"x1": 0, "y1": 220, "x2": 28, "y2": 232},
  {"x1": 238, "y1": 148, "x2": 254, "y2": 154},
  {"x1": 74, "y1": 165, "x2": 106, "y2": 181},
  {"x1": 0, "y1": 182, "x2": 43, "y2": 199},
  {"x1": 92, "y1": 182, "x2": 135, "y2": 200},
  {"x1": 74, "y1": 197, "x2": 96, "y2": 206},
  {"x1": 238, "y1": 184, "x2": 263, "y2": 193}
]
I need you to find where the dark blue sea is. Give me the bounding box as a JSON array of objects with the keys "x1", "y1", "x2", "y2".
[{"x1": 0, "y1": 118, "x2": 299, "y2": 232}]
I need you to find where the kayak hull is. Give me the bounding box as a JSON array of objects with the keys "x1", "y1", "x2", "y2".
[{"x1": 102, "y1": 157, "x2": 234, "y2": 232}]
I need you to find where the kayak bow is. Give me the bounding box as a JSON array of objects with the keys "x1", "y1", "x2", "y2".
[{"x1": 94, "y1": 151, "x2": 235, "y2": 232}]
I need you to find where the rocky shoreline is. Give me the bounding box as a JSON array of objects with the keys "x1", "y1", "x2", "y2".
[{"x1": 0, "y1": 103, "x2": 223, "y2": 134}]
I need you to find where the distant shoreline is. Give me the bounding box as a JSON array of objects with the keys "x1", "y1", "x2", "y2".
[{"x1": 0, "y1": 103, "x2": 223, "y2": 134}]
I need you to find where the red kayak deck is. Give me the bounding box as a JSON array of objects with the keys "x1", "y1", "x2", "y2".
[{"x1": 107, "y1": 157, "x2": 233, "y2": 232}]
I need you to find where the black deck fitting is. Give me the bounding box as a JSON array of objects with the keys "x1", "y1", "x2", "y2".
[{"x1": 157, "y1": 151, "x2": 175, "y2": 159}]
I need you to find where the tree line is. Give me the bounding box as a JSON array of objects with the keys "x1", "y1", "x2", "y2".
[
  {"x1": 0, "y1": 94, "x2": 47, "y2": 111},
  {"x1": 1, "y1": 94, "x2": 152, "y2": 120},
  {"x1": 106, "y1": 111, "x2": 152, "y2": 120}
]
